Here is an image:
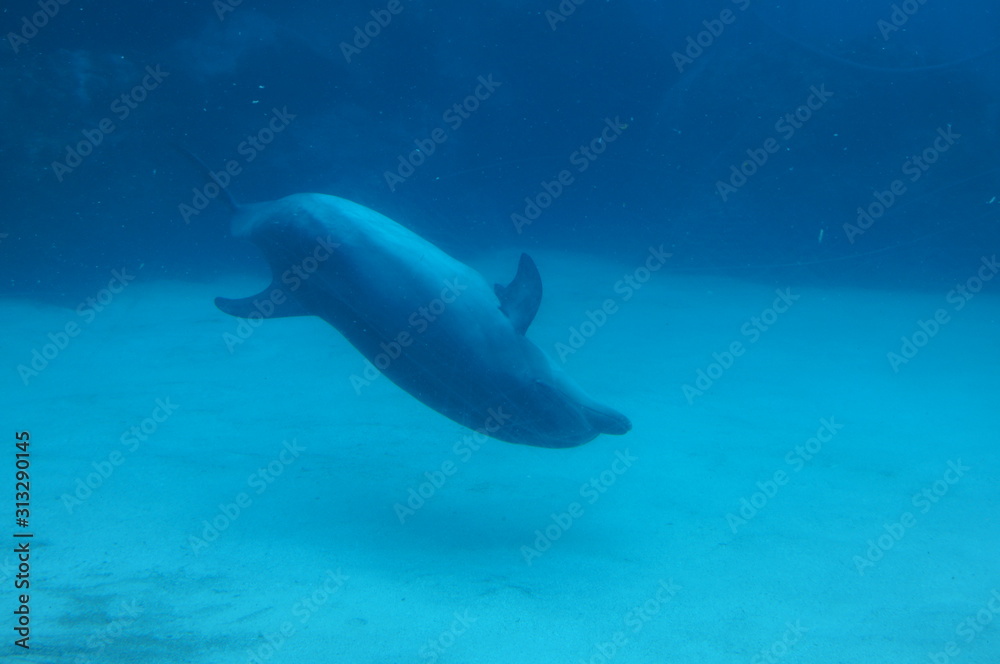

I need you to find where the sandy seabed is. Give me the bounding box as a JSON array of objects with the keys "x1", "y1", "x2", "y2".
[{"x1": 3, "y1": 248, "x2": 998, "y2": 664}]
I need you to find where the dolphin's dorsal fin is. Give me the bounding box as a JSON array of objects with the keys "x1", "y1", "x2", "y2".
[
  {"x1": 215, "y1": 279, "x2": 311, "y2": 319},
  {"x1": 494, "y1": 253, "x2": 542, "y2": 335}
]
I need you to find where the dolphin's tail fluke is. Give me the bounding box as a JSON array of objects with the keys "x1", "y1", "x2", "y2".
[{"x1": 175, "y1": 145, "x2": 241, "y2": 213}]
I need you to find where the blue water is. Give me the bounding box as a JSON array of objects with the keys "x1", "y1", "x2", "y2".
[{"x1": 2, "y1": 0, "x2": 998, "y2": 662}]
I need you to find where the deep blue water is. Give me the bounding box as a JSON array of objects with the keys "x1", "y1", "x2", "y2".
[{"x1": 3, "y1": 0, "x2": 999, "y2": 300}]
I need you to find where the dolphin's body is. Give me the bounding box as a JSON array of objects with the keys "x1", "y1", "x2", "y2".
[{"x1": 216, "y1": 192, "x2": 631, "y2": 448}]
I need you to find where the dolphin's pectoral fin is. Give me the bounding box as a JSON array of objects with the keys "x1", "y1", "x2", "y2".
[
  {"x1": 215, "y1": 281, "x2": 312, "y2": 319},
  {"x1": 494, "y1": 253, "x2": 543, "y2": 335}
]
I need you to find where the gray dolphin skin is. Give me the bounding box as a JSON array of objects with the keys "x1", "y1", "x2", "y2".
[{"x1": 216, "y1": 192, "x2": 632, "y2": 448}]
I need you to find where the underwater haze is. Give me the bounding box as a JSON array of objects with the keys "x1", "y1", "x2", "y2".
[{"x1": 2, "y1": 0, "x2": 999, "y2": 662}]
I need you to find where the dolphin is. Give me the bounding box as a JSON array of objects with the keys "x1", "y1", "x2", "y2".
[{"x1": 214, "y1": 191, "x2": 631, "y2": 448}]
